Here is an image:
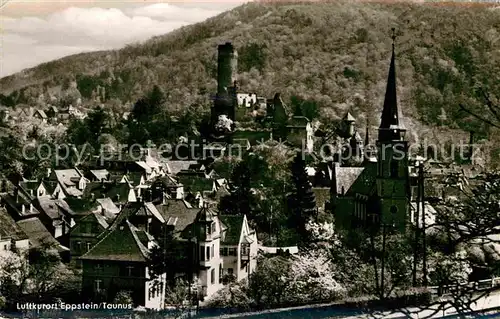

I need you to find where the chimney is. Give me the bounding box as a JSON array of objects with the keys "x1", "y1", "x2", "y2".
[{"x1": 47, "y1": 168, "x2": 51, "y2": 178}]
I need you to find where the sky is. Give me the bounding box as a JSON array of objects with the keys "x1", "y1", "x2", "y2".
[{"x1": 0, "y1": 1, "x2": 246, "y2": 78}]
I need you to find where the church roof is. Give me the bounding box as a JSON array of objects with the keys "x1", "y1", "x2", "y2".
[
  {"x1": 379, "y1": 39, "x2": 406, "y2": 142},
  {"x1": 335, "y1": 167, "x2": 365, "y2": 195}
]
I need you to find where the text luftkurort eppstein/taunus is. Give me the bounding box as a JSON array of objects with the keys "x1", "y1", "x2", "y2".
[{"x1": 16, "y1": 302, "x2": 133, "y2": 311}]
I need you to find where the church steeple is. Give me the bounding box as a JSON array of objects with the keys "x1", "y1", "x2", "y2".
[{"x1": 378, "y1": 28, "x2": 405, "y2": 143}]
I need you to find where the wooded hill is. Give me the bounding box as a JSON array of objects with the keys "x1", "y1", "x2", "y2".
[{"x1": 1, "y1": 1, "x2": 499, "y2": 142}]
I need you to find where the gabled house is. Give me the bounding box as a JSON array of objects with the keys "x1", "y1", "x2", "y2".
[
  {"x1": 177, "y1": 176, "x2": 218, "y2": 208},
  {"x1": 18, "y1": 180, "x2": 51, "y2": 198},
  {"x1": 83, "y1": 182, "x2": 137, "y2": 208},
  {"x1": 45, "y1": 105, "x2": 59, "y2": 119},
  {"x1": 34, "y1": 109, "x2": 48, "y2": 123},
  {"x1": 177, "y1": 164, "x2": 214, "y2": 179},
  {"x1": 135, "y1": 161, "x2": 160, "y2": 182},
  {"x1": 35, "y1": 197, "x2": 75, "y2": 239},
  {"x1": 50, "y1": 168, "x2": 89, "y2": 198},
  {"x1": 19, "y1": 107, "x2": 47, "y2": 123},
  {"x1": 155, "y1": 201, "x2": 257, "y2": 300},
  {"x1": 16, "y1": 217, "x2": 69, "y2": 259},
  {"x1": 94, "y1": 198, "x2": 120, "y2": 218},
  {"x1": 108, "y1": 171, "x2": 128, "y2": 184},
  {"x1": 286, "y1": 115, "x2": 314, "y2": 153},
  {"x1": 86, "y1": 169, "x2": 110, "y2": 182},
  {"x1": 165, "y1": 160, "x2": 198, "y2": 175},
  {"x1": 218, "y1": 215, "x2": 258, "y2": 283},
  {"x1": 70, "y1": 212, "x2": 110, "y2": 261},
  {"x1": 151, "y1": 175, "x2": 184, "y2": 202},
  {"x1": 80, "y1": 220, "x2": 166, "y2": 310},
  {"x1": 0, "y1": 207, "x2": 30, "y2": 257},
  {"x1": 107, "y1": 202, "x2": 166, "y2": 240},
  {"x1": 124, "y1": 172, "x2": 147, "y2": 189},
  {"x1": 1, "y1": 189, "x2": 40, "y2": 221}
]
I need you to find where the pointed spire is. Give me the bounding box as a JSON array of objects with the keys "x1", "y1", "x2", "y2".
[
  {"x1": 378, "y1": 28, "x2": 405, "y2": 142},
  {"x1": 343, "y1": 111, "x2": 356, "y2": 122}
]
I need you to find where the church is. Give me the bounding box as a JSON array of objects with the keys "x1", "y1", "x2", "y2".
[{"x1": 314, "y1": 33, "x2": 410, "y2": 233}]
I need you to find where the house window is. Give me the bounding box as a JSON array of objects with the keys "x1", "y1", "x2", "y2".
[
  {"x1": 77, "y1": 241, "x2": 81, "y2": 252},
  {"x1": 211, "y1": 269, "x2": 215, "y2": 284},
  {"x1": 211, "y1": 222, "x2": 216, "y2": 234},
  {"x1": 219, "y1": 264, "x2": 222, "y2": 283},
  {"x1": 200, "y1": 246, "x2": 205, "y2": 261},
  {"x1": 86, "y1": 242, "x2": 92, "y2": 251},
  {"x1": 221, "y1": 247, "x2": 228, "y2": 256},
  {"x1": 241, "y1": 244, "x2": 249, "y2": 256},
  {"x1": 126, "y1": 265, "x2": 134, "y2": 276},
  {"x1": 211, "y1": 244, "x2": 214, "y2": 258},
  {"x1": 206, "y1": 246, "x2": 210, "y2": 261},
  {"x1": 228, "y1": 248, "x2": 237, "y2": 256}
]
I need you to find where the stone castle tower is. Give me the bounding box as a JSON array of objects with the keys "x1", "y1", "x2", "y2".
[{"x1": 212, "y1": 42, "x2": 238, "y2": 125}]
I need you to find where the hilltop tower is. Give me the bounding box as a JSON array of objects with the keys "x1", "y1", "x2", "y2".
[
  {"x1": 212, "y1": 43, "x2": 238, "y2": 125},
  {"x1": 376, "y1": 29, "x2": 410, "y2": 231},
  {"x1": 217, "y1": 42, "x2": 238, "y2": 95}
]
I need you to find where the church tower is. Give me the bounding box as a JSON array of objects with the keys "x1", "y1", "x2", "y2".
[{"x1": 376, "y1": 29, "x2": 410, "y2": 231}]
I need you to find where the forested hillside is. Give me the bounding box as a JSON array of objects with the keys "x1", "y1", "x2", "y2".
[{"x1": 1, "y1": 1, "x2": 499, "y2": 139}]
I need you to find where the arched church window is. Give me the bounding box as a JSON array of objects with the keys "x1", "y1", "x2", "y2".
[{"x1": 390, "y1": 160, "x2": 398, "y2": 178}]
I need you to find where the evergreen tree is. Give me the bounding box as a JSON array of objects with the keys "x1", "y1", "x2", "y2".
[
  {"x1": 289, "y1": 151, "x2": 317, "y2": 244},
  {"x1": 219, "y1": 160, "x2": 254, "y2": 217}
]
